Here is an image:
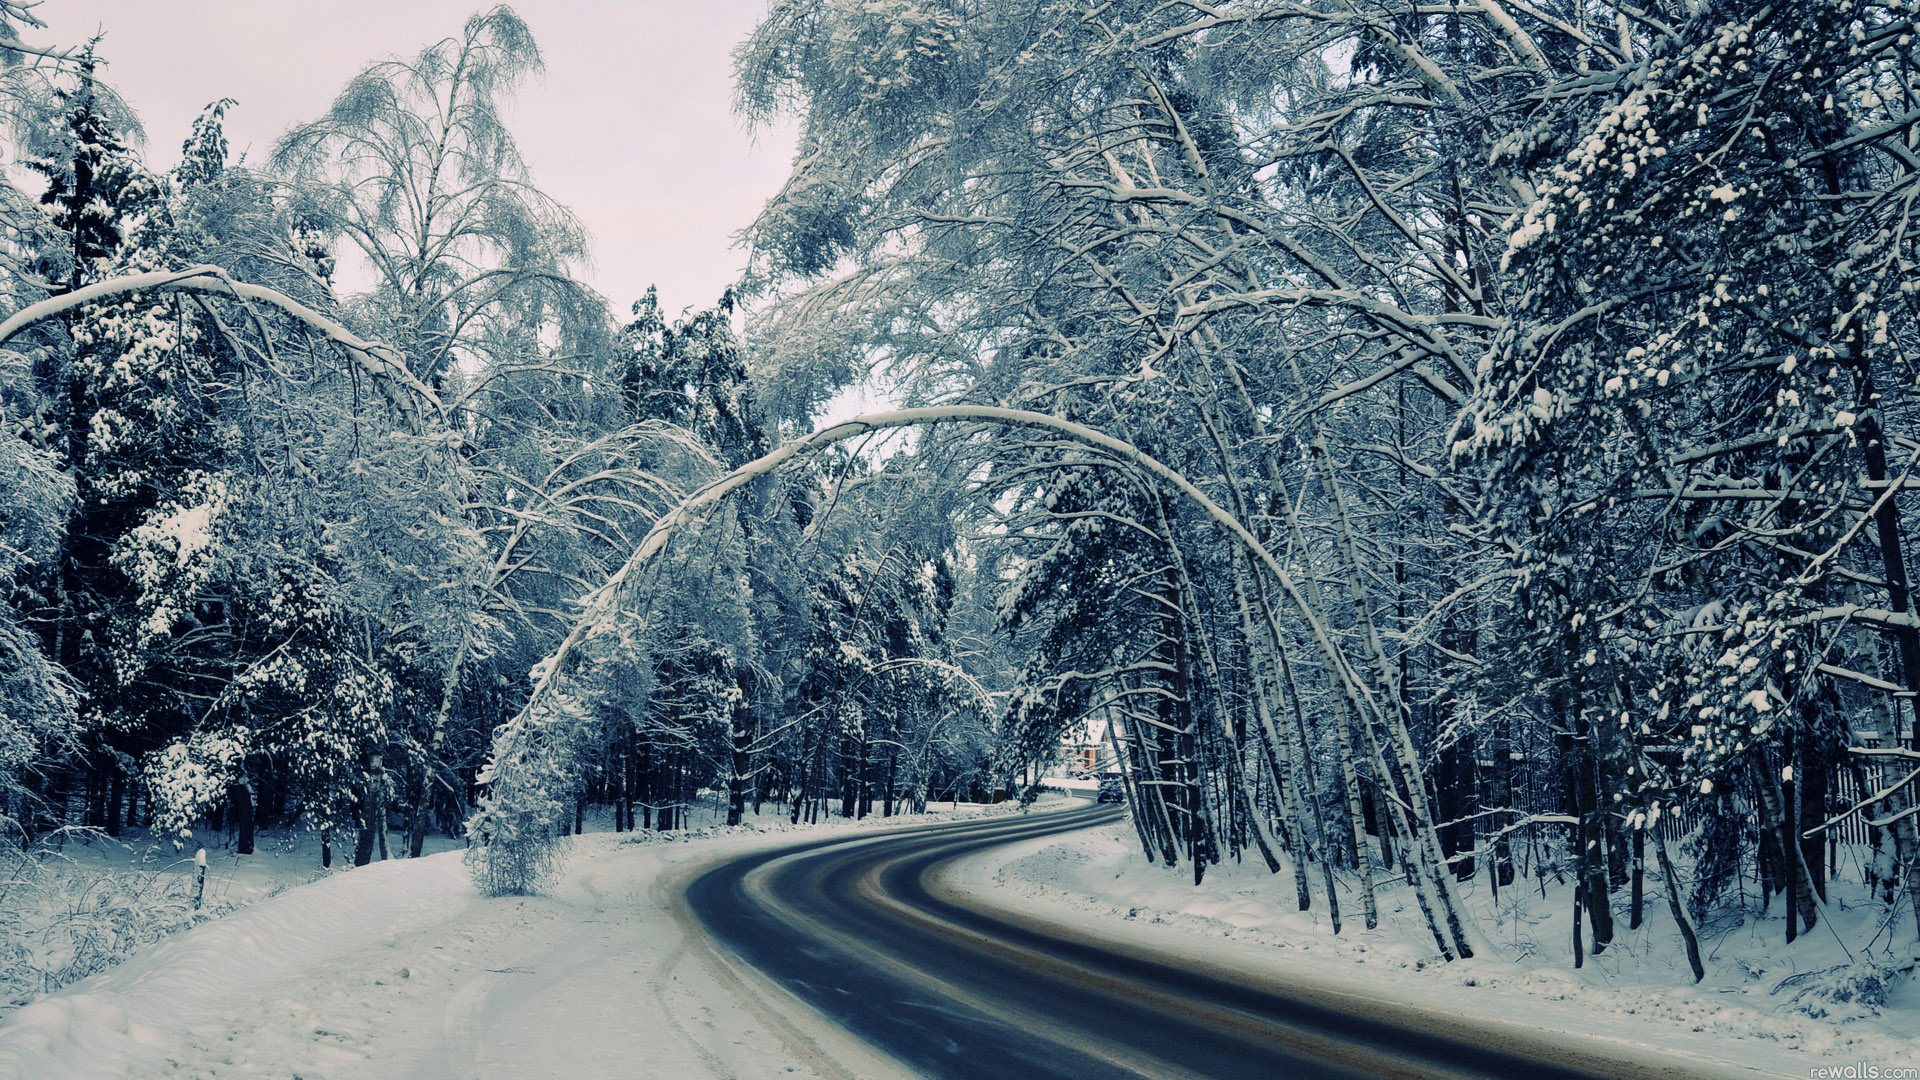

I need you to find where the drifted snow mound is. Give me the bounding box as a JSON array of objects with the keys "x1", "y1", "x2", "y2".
[{"x1": 0, "y1": 851, "x2": 475, "y2": 1078}]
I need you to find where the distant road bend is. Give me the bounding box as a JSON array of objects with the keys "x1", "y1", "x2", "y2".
[{"x1": 684, "y1": 804, "x2": 1720, "y2": 1080}]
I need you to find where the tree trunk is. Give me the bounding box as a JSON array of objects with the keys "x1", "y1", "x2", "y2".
[
  {"x1": 371, "y1": 754, "x2": 390, "y2": 861},
  {"x1": 1799, "y1": 713, "x2": 1830, "y2": 902},
  {"x1": 229, "y1": 779, "x2": 254, "y2": 856},
  {"x1": 407, "y1": 771, "x2": 433, "y2": 858},
  {"x1": 1571, "y1": 880, "x2": 1584, "y2": 970},
  {"x1": 352, "y1": 785, "x2": 376, "y2": 867},
  {"x1": 613, "y1": 742, "x2": 628, "y2": 833},
  {"x1": 1490, "y1": 716, "x2": 1515, "y2": 888},
  {"x1": 1105, "y1": 709, "x2": 1160, "y2": 861},
  {"x1": 1335, "y1": 706, "x2": 1380, "y2": 928},
  {"x1": 1655, "y1": 829, "x2": 1706, "y2": 982},
  {"x1": 839, "y1": 728, "x2": 859, "y2": 819},
  {"x1": 1756, "y1": 757, "x2": 1819, "y2": 935},
  {"x1": 728, "y1": 671, "x2": 753, "y2": 827},
  {"x1": 105, "y1": 768, "x2": 123, "y2": 838},
  {"x1": 791, "y1": 722, "x2": 813, "y2": 825},
  {"x1": 1577, "y1": 721, "x2": 1613, "y2": 954},
  {"x1": 1629, "y1": 824, "x2": 1645, "y2": 931},
  {"x1": 1854, "y1": 408, "x2": 1920, "y2": 754}
]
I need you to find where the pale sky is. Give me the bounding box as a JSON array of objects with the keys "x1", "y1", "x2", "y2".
[{"x1": 36, "y1": 1, "x2": 798, "y2": 321}]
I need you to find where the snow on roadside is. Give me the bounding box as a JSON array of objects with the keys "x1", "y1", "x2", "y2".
[
  {"x1": 1, "y1": 828, "x2": 468, "y2": 1015},
  {"x1": 0, "y1": 850, "x2": 474, "y2": 1078},
  {"x1": 944, "y1": 817, "x2": 1920, "y2": 1080},
  {"x1": 0, "y1": 802, "x2": 1019, "y2": 1080}
]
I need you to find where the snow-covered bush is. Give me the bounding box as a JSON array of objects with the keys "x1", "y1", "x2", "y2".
[
  {"x1": 462, "y1": 812, "x2": 568, "y2": 898},
  {"x1": 1773, "y1": 962, "x2": 1910, "y2": 1022},
  {"x1": 464, "y1": 689, "x2": 585, "y2": 896}
]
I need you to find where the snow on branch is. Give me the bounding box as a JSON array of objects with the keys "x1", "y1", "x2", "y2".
[
  {"x1": 1816, "y1": 663, "x2": 1906, "y2": 694},
  {"x1": 1807, "y1": 759, "x2": 1920, "y2": 838},
  {"x1": 0, "y1": 266, "x2": 443, "y2": 424}
]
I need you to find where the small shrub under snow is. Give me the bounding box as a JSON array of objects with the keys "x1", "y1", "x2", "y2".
[
  {"x1": 0, "y1": 831, "x2": 237, "y2": 1012},
  {"x1": 1772, "y1": 962, "x2": 1910, "y2": 1021}
]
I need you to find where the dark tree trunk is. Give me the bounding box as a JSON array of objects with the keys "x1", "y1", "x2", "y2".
[
  {"x1": 1855, "y1": 409, "x2": 1920, "y2": 752},
  {"x1": 352, "y1": 786, "x2": 376, "y2": 867},
  {"x1": 408, "y1": 774, "x2": 431, "y2": 858},
  {"x1": 1656, "y1": 831, "x2": 1706, "y2": 982},
  {"x1": 624, "y1": 740, "x2": 638, "y2": 831},
  {"x1": 1629, "y1": 824, "x2": 1645, "y2": 931},
  {"x1": 1571, "y1": 880, "x2": 1585, "y2": 970},
  {"x1": 229, "y1": 780, "x2": 254, "y2": 856},
  {"x1": 104, "y1": 769, "x2": 123, "y2": 838},
  {"x1": 1437, "y1": 734, "x2": 1476, "y2": 881},
  {"x1": 1562, "y1": 718, "x2": 1613, "y2": 956},
  {"x1": 84, "y1": 762, "x2": 101, "y2": 829},
  {"x1": 658, "y1": 750, "x2": 677, "y2": 831},
  {"x1": 1800, "y1": 718, "x2": 1830, "y2": 902},
  {"x1": 613, "y1": 743, "x2": 628, "y2": 832},
  {"x1": 372, "y1": 755, "x2": 390, "y2": 861},
  {"x1": 1365, "y1": 787, "x2": 1396, "y2": 872},
  {"x1": 790, "y1": 730, "x2": 809, "y2": 826},
  {"x1": 882, "y1": 748, "x2": 897, "y2": 818},
  {"x1": 1783, "y1": 775, "x2": 1799, "y2": 946}
]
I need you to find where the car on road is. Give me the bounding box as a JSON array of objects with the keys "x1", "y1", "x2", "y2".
[{"x1": 1095, "y1": 777, "x2": 1125, "y2": 803}]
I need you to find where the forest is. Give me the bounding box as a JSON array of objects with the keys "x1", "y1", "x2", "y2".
[{"x1": 1, "y1": 0, "x2": 1917, "y2": 986}]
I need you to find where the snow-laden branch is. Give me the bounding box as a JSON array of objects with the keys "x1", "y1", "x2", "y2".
[
  {"x1": 1852, "y1": 746, "x2": 1920, "y2": 761},
  {"x1": 483, "y1": 406, "x2": 1375, "y2": 798},
  {"x1": 1816, "y1": 663, "x2": 1906, "y2": 694},
  {"x1": 1807, "y1": 757, "x2": 1920, "y2": 838},
  {"x1": 0, "y1": 266, "x2": 442, "y2": 423}
]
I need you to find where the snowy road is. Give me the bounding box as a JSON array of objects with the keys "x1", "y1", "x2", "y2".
[{"x1": 688, "y1": 804, "x2": 1732, "y2": 1080}]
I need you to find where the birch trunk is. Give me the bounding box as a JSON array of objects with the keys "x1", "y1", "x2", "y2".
[{"x1": 1303, "y1": 420, "x2": 1474, "y2": 957}]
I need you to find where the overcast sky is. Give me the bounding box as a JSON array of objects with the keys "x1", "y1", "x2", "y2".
[{"x1": 37, "y1": 1, "x2": 798, "y2": 320}]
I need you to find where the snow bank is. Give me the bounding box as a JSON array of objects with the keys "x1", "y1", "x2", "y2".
[
  {"x1": 947, "y1": 819, "x2": 1920, "y2": 1079},
  {"x1": 0, "y1": 799, "x2": 1029, "y2": 1079},
  {"x1": 0, "y1": 851, "x2": 475, "y2": 1077}
]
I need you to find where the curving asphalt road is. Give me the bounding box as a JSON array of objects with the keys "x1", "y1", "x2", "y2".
[{"x1": 684, "y1": 803, "x2": 1721, "y2": 1080}]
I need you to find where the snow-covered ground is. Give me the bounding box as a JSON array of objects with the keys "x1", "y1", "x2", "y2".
[
  {"x1": 0, "y1": 803, "x2": 1012, "y2": 1080},
  {"x1": 0, "y1": 824, "x2": 469, "y2": 1016},
  {"x1": 942, "y1": 815, "x2": 1920, "y2": 1080},
  {"x1": 7, "y1": 800, "x2": 1909, "y2": 1079}
]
